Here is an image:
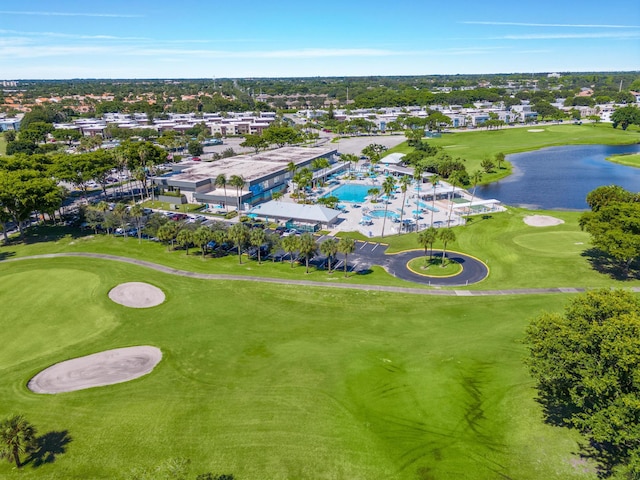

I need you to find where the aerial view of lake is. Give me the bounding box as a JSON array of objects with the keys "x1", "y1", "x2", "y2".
[{"x1": 476, "y1": 143, "x2": 640, "y2": 210}]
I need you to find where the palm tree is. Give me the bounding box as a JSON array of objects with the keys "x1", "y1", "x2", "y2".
[
  {"x1": 446, "y1": 170, "x2": 464, "y2": 228},
  {"x1": 320, "y1": 237, "x2": 339, "y2": 273},
  {"x1": 176, "y1": 228, "x2": 194, "y2": 255},
  {"x1": 112, "y1": 203, "x2": 129, "y2": 238},
  {"x1": 266, "y1": 232, "x2": 281, "y2": 263},
  {"x1": 439, "y1": 228, "x2": 456, "y2": 267},
  {"x1": 192, "y1": 225, "x2": 212, "y2": 258},
  {"x1": 214, "y1": 174, "x2": 228, "y2": 212},
  {"x1": 297, "y1": 232, "x2": 318, "y2": 274},
  {"x1": 129, "y1": 204, "x2": 144, "y2": 242},
  {"x1": 429, "y1": 174, "x2": 440, "y2": 227},
  {"x1": 398, "y1": 175, "x2": 411, "y2": 230},
  {"x1": 380, "y1": 176, "x2": 396, "y2": 238},
  {"x1": 367, "y1": 187, "x2": 380, "y2": 202},
  {"x1": 340, "y1": 153, "x2": 358, "y2": 176},
  {"x1": 418, "y1": 227, "x2": 438, "y2": 261},
  {"x1": 250, "y1": 228, "x2": 267, "y2": 264},
  {"x1": 468, "y1": 170, "x2": 483, "y2": 222},
  {"x1": 229, "y1": 175, "x2": 245, "y2": 212},
  {"x1": 413, "y1": 163, "x2": 425, "y2": 225},
  {"x1": 0, "y1": 414, "x2": 37, "y2": 468},
  {"x1": 281, "y1": 235, "x2": 300, "y2": 268},
  {"x1": 338, "y1": 236, "x2": 356, "y2": 277},
  {"x1": 272, "y1": 191, "x2": 283, "y2": 202},
  {"x1": 228, "y1": 222, "x2": 250, "y2": 264}
]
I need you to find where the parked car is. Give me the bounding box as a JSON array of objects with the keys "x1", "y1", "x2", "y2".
[{"x1": 281, "y1": 228, "x2": 301, "y2": 237}]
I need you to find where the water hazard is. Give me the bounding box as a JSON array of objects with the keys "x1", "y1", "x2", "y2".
[{"x1": 476, "y1": 143, "x2": 640, "y2": 210}]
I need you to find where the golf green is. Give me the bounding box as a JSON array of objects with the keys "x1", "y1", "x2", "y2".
[
  {"x1": 512, "y1": 231, "x2": 592, "y2": 256},
  {"x1": 0, "y1": 257, "x2": 595, "y2": 479}
]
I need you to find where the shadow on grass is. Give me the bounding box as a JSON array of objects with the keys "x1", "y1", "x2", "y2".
[
  {"x1": 21, "y1": 225, "x2": 89, "y2": 245},
  {"x1": 0, "y1": 250, "x2": 16, "y2": 261},
  {"x1": 581, "y1": 248, "x2": 640, "y2": 281},
  {"x1": 29, "y1": 430, "x2": 72, "y2": 467}
]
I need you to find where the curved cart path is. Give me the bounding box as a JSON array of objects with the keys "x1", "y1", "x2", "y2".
[{"x1": 4, "y1": 252, "x2": 639, "y2": 297}]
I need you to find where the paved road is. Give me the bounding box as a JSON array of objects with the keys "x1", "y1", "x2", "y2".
[{"x1": 5, "y1": 253, "x2": 639, "y2": 297}]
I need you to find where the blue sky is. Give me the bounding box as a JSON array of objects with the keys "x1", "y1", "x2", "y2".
[{"x1": 1, "y1": 0, "x2": 638, "y2": 79}]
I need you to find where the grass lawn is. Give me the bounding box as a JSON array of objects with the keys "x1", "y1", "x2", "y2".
[
  {"x1": 0, "y1": 256, "x2": 598, "y2": 479},
  {"x1": 385, "y1": 124, "x2": 640, "y2": 184},
  {"x1": 607, "y1": 152, "x2": 640, "y2": 168},
  {"x1": 407, "y1": 256, "x2": 462, "y2": 276}
]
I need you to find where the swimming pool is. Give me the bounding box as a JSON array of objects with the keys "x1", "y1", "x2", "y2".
[
  {"x1": 327, "y1": 184, "x2": 372, "y2": 203},
  {"x1": 417, "y1": 201, "x2": 439, "y2": 212},
  {"x1": 368, "y1": 209, "x2": 400, "y2": 219}
]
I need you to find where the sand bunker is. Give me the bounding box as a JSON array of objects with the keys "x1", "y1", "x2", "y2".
[
  {"x1": 523, "y1": 215, "x2": 565, "y2": 227},
  {"x1": 108, "y1": 282, "x2": 165, "y2": 308},
  {"x1": 527, "y1": 129, "x2": 545, "y2": 132},
  {"x1": 28, "y1": 346, "x2": 162, "y2": 394}
]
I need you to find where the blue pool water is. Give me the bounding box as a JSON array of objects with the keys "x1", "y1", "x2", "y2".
[
  {"x1": 368, "y1": 209, "x2": 399, "y2": 219},
  {"x1": 417, "y1": 201, "x2": 439, "y2": 212},
  {"x1": 327, "y1": 184, "x2": 372, "y2": 203}
]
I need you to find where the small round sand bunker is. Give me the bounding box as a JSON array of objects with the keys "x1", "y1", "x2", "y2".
[
  {"x1": 109, "y1": 282, "x2": 165, "y2": 308},
  {"x1": 527, "y1": 129, "x2": 545, "y2": 132},
  {"x1": 28, "y1": 346, "x2": 162, "y2": 394},
  {"x1": 523, "y1": 215, "x2": 565, "y2": 227}
]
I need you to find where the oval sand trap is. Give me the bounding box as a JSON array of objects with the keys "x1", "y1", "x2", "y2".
[
  {"x1": 523, "y1": 215, "x2": 565, "y2": 227},
  {"x1": 109, "y1": 282, "x2": 165, "y2": 308},
  {"x1": 28, "y1": 346, "x2": 162, "y2": 394},
  {"x1": 527, "y1": 129, "x2": 545, "y2": 132}
]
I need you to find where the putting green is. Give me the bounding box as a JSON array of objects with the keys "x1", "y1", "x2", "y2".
[
  {"x1": 512, "y1": 231, "x2": 591, "y2": 256},
  {"x1": 0, "y1": 267, "x2": 117, "y2": 370}
]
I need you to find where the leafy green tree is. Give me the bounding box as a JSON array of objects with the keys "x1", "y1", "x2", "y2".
[
  {"x1": 611, "y1": 105, "x2": 640, "y2": 130},
  {"x1": 262, "y1": 125, "x2": 301, "y2": 147},
  {"x1": 525, "y1": 289, "x2": 640, "y2": 473},
  {"x1": 337, "y1": 236, "x2": 356, "y2": 277},
  {"x1": 361, "y1": 144, "x2": 387, "y2": 169},
  {"x1": 418, "y1": 227, "x2": 438, "y2": 260},
  {"x1": 157, "y1": 222, "x2": 181, "y2": 250},
  {"x1": 438, "y1": 228, "x2": 456, "y2": 266},
  {"x1": 495, "y1": 152, "x2": 505, "y2": 170},
  {"x1": 586, "y1": 185, "x2": 636, "y2": 212},
  {"x1": 480, "y1": 158, "x2": 495, "y2": 173},
  {"x1": 240, "y1": 134, "x2": 268, "y2": 154},
  {"x1": 319, "y1": 237, "x2": 338, "y2": 273},
  {"x1": 0, "y1": 414, "x2": 38, "y2": 468},
  {"x1": 187, "y1": 140, "x2": 203, "y2": 156},
  {"x1": 281, "y1": 235, "x2": 299, "y2": 268},
  {"x1": 227, "y1": 222, "x2": 250, "y2": 264}
]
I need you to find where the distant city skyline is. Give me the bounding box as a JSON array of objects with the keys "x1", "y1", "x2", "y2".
[{"x1": 1, "y1": 0, "x2": 639, "y2": 79}]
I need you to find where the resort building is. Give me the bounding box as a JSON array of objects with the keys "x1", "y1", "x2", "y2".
[{"x1": 152, "y1": 146, "x2": 339, "y2": 210}]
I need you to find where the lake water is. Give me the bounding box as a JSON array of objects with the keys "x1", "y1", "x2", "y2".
[{"x1": 476, "y1": 143, "x2": 640, "y2": 210}]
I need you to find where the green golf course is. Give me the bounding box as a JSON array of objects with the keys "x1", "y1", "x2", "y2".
[{"x1": 1, "y1": 124, "x2": 639, "y2": 479}]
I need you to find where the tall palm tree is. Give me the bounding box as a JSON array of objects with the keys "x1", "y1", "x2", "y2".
[
  {"x1": 429, "y1": 174, "x2": 440, "y2": 227},
  {"x1": 439, "y1": 228, "x2": 456, "y2": 267},
  {"x1": 418, "y1": 227, "x2": 438, "y2": 261},
  {"x1": 0, "y1": 414, "x2": 38, "y2": 468},
  {"x1": 446, "y1": 171, "x2": 464, "y2": 228},
  {"x1": 380, "y1": 175, "x2": 396, "y2": 238},
  {"x1": 214, "y1": 174, "x2": 228, "y2": 212},
  {"x1": 340, "y1": 153, "x2": 358, "y2": 176},
  {"x1": 338, "y1": 236, "x2": 356, "y2": 277},
  {"x1": 228, "y1": 222, "x2": 250, "y2": 264},
  {"x1": 250, "y1": 228, "x2": 267, "y2": 264},
  {"x1": 297, "y1": 232, "x2": 317, "y2": 274},
  {"x1": 129, "y1": 204, "x2": 144, "y2": 242},
  {"x1": 398, "y1": 175, "x2": 411, "y2": 230},
  {"x1": 272, "y1": 191, "x2": 283, "y2": 202},
  {"x1": 176, "y1": 228, "x2": 194, "y2": 255},
  {"x1": 413, "y1": 163, "x2": 425, "y2": 225},
  {"x1": 193, "y1": 225, "x2": 212, "y2": 259},
  {"x1": 229, "y1": 175, "x2": 245, "y2": 212},
  {"x1": 319, "y1": 237, "x2": 338, "y2": 273},
  {"x1": 468, "y1": 170, "x2": 483, "y2": 222},
  {"x1": 281, "y1": 235, "x2": 300, "y2": 268}
]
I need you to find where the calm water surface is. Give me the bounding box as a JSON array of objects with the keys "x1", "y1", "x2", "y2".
[{"x1": 476, "y1": 144, "x2": 640, "y2": 210}]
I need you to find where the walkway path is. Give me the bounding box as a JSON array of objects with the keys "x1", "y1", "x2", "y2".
[{"x1": 5, "y1": 253, "x2": 639, "y2": 297}]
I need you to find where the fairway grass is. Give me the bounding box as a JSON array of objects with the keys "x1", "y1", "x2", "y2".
[
  {"x1": 607, "y1": 152, "x2": 640, "y2": 168},
  {"x1": 0, "y1": 257, "x2": 597, "y2": 479}
]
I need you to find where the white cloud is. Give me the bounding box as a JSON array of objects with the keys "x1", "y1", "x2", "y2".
[
  {"x1": 462, "y1": 21, "x2": 640, "y2": 28},
  {"x1": 0, "y1": 10, "x2": 143, "y2": 18},
  {"x1": 497, "y1": 32, "x2": 640, "y2": 40}
]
